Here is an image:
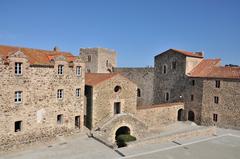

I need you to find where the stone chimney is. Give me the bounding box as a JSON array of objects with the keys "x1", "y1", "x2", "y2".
[
  {"x1": 53, "y1": 46, "x2": 60, "y2": 52},
  {"x1": 195, "y1": 52, "x2": 204, "y2": 57}
]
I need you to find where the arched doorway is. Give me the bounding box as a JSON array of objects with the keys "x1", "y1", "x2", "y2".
[
  {"x1": 115, "y1": 126, "x2": 130, "y2": 140},
  {"x1": 177, "y1": 109, "x2": 184, "y2": 121},
  {"x1": 188, "y1": 111, "x2": 195, "y2": 121}
]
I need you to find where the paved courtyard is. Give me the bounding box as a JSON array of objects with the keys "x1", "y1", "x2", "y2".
[{"x1": 1, "y1": 128, "x2": 240, "y2": 159}]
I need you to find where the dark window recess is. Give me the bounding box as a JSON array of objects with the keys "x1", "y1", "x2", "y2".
[
  {"x1": 15, "y1": 121, "x2": 22, "y2": 132},
  {"x1": 165, "y1": 92, "x2": 169, "y2": 101},
  {"x1": 215, "y1": 80, "x2": 220, "y2": 88},
  {"x1": 172, "y1": 61, "x2": 177, "y2": 69},
  {"x1": 87, "y1": 55, "x2": 91, "y2": 62},
  {"x1": 75, "y1": 116, "x2": 80, "y2": 129},
  {"x1": 114, "y1": 86, "x2": 121, "y2": 92},
  {"x1": 137, "y1": 88, "x2": 141, "y2": 97},
  {"x1": 191, "y1": 94, "x2": 194, "y2": 101},
  {"x1": 114, "y1": 102, "x2": 121, "y2": 114},
  {"x1": 57, "y1": 114, "x2": 63, "y2": 124},
  {"x1": 163, "y1": 65, "x2": 167, "y2": 74},
  {"x1": 192, "y1": 80, "x2": 195, "y2": 86},
  {"x1": 213, "y1": 114, "x2": 218, "y2": 122},
  {"x1": 214, "y1": 96, "x2": 219, "y2": 104}
]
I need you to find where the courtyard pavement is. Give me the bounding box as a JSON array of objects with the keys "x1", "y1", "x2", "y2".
[{"x1": 1, "y1": 128, "x2": 240, "y2": 159}]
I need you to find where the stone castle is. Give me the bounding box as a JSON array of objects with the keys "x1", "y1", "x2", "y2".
[{"x1": 0, "y1": 45, "x2": 239, "y2": 150}]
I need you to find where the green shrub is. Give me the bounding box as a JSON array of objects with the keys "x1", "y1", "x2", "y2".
[{"x1": 116, "y1": 134, "x2": 136, "y2": 147}]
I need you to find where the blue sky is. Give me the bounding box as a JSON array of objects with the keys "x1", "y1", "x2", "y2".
[{"x1": 0, "y1": 0, "x2": 240, "y2": 67}]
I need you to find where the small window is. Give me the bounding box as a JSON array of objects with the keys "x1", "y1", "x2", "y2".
[
  {"x1": 76, "y1": 66, "x2": 82, "y2": 76},
  {"x1": 191, "y1": 94, "x2": 194, "y2": 101},
  {"x1": 114, "y1": 86, "x2": 121, "y2": 92},
  {"x1": 58, "y1": 65, "x2": 64, "y2": 75},
  {"x1": 15, "y1": 91, "x2": 22, "y2": 103},
  {"x1": 75, "y1": 116, "x2": 80, "y2": 129},
  {"x1": 192, "y1": 80, "x2": 195, "y2": 86},
  {"x1": 57, "y1": 89, "x2": 64, "y2": 99},
  {"x1": 57, "y1": 114, "x2": 63, "y2": 124},
  {"x1": 165, "y1": 92, "x2": 170, "y2": 101},
  {"x1": 213, "y1": 113, "x2": 218, "y2": 122},
  {"x1": 15, "y1": 121, "x2": 22, "y2": 132},
  {"x1": 137, "y1": 88, "x2": 141, "y2": 97},
  {"x1": 76, "y1": 88, "x2": 80, "y2": 97},
  {"x1": 86, "y1": 69, "x2": 91, "y2": 73},
  {"x1": 172, "y1": 61, "x2": 177, "y2": 69},
  {"x1": 214, "y1": 96, "x2": 219, "y2": 104},
  {"x1": 15, "y1": 62, "x2": 22, "y2": 75},
  {"x1": 114, "y1": 102, "x2": 121, "y2": 114},
  {"x1": 215, "y1": 80, "x2": 220, "y2": 88},
  {"x1": 106, "y1": 60, "x2": 109, "y2": 67},
  {"x1": 87, "y1": 55, "x2": 91, "y2": 62},
  {"x1": 163, "y1": 65, "x2": 167, "y2": 74}
]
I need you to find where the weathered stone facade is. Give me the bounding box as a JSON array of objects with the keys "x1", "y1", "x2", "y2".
[
  {"x1": 79, "y1": 48, "x2": 116, "y2": 73},
  {"x1": 0, "y1": 46, "x2": 85, "y2": 150},
  {"x1": 113, "y1": 67, "x2": 154, "y2": 106}
]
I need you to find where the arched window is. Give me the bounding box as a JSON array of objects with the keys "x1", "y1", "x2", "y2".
[
  {"x1": 137, "y1": 88, "x2": 141, "y2": 97},
  {"x1": 114, "y1": 86, "x2": 121, "y2": 92}
]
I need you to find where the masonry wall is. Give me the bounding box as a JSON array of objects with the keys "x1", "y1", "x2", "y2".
[
  {"x1": 201, "y1": 78, "x2": 240, "y2": 129},
  {"x1": 79, "y1": 48, "x2": 99, "y2": 73},
  {"x1": 90, "y1": 75, "x2": 137, "y2": 129},
  {"x1": 0, "y1": 53, "x2": 85, "y2": 150},
  {"x1": 136, "y1": 103, "x2": 184, "y2": 129},
  {"x1": 114, "y1": 67, "x2": 154, "y2": 106}
]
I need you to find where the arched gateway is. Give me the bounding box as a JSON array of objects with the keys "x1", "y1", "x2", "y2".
[
  {"x1": 188, "y1": 110, "x2": 195, "y2": 121},
  {"x1": 115, "y1": 126, "x2": 130, "y2": 139}
]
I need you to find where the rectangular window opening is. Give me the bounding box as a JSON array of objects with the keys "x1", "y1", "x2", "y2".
[
  {"x1": 214, "y1": 96, "x2": 219, "y2": 104},
  {"x1": 75, "y1": 116, "x2": 80, "y2": 129},
  {"x1": 215, "y1": 80, "x2": 220, "y2": 88},
  {"x1": 58, "y1": 65, "x2": 64, "y2": 75},
  {"x1": 57, "y1": 114, "x2": 63, "y2": 124},
  {"x1": 15, "y1": 91, "x2": 22, "y2": 103},
  {"x1": 76, "y1": 88, "x2": 80, "y2": 97},
  {"x1": 15, "y1": 62, "x2": 22, "y2": 75},
  {"x1": 114, "y1": 102, "x2": 121, "y2": 114},
  {"x1": 15, "y1": 121, "x2": 22, "y2": 132},
  {"x1": 213, "y1": 113, "x2": 218, "y2": 122},
  {"x1": 57, "y1": 89, "x2": 64, "y2": 99},
  {"x1": 76, "y1": 66, "x2": 82, "y2": 76}
]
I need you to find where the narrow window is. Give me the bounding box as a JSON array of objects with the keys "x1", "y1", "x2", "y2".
[
  {"x1": 76, "y1": 88, "x2": 80, "y2": 97},
  {"x1": 114, "y1": 102, "x2": 121, "y2": 114},
  {"x1": 137, "y1": 88, "x2": 141, "y2": 97},
  {"x1": 213, "y1": 114, "x2": 218, "y2": 122},
  {"x1": 172, "y1": 61, "x2": 177, "y2": 69},
  {"x1": 57, "y1": 114, "x2": 63, "y2": 124},
  {"x1": 15, "y1": 91, "x2": 22, "y2": 103},
  {"x1": 191, "y1": 94, "x2": 194, "y2": 101},
  {"x1": 192, "y1": 80, "x2": 195, "y2": 86},
  {"x1": 58, "y1": 65, "x2": 64, "y2": 75},
  {"x1": 76, "y1": 66, "x2": 82, "y2": 76},
  {"x1": 57, "y1": 89, "x2": 64, "y2": 99},
  {"x1": 165, "y1": 92, "x2": 170, "y2": 101},
  {"x1": 106, "y1": 60, "x2": 109, "y2": 67},
  {"x1": 215, "y1": 80, "x2": 220, "y2": 88},
  {"x1": 87, "y1": 55, "x2": 91, "y2": 62},
  {"x1": 15, "y1": 121, "x2": 22, "y2": 132},
  {"x1": 15, "y1": 62, "x2": 22, "y2": 75},
  {"x1": 214, "y1": 96, "x2": 219, "y2": 104},
  {"x1": 163, "y1": 65, "x2": 167, "y2": 74},
  {"x1": 75, "y1": 116, "x2": 80, "y2": 129}
]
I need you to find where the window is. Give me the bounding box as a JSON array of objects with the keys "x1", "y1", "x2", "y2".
[
  {"x1": 215, "y1": 80, "x2": 220, "y2": 88},
  {"x1": 87, "y1": 69, "x2": 91, "y2": 73},
  {"x1": 106, "y1": 60, "x2": 109, "y2": 67},
  {"x1": 114, "y1": 102, "x2": 121, "y2": 114},
  {"x1": 57, "y1": 114, "x2": 63, "y2": 124},
  {"x1": 214, "y1": 96, "x2": 219, "y2": 104},
  {"x1": 165, "y1": 92, "x2": 170, "y2": 101},
  {"x1": 114, "y1": 86, "x2": 121, "y2": 92},
  {"x1": 15, "y1": 121, "x2": 22, "y2": 132},
  {"x1": 57, "y1": 89, "x2": 64, "y2": 99},
  {"x1": 213, "y1": 114, "x2": 218, "y2": 122},
  {"x1": 58, "y1": 65, "x2": 64, "y2": 75},
  {"x1": 192, "y1": 80, "x2": 195, "y2": 86},
  {"x1": 172, "y1": 61, "x2": 177, "y2": 69},
  {"x1": 75, "y1": 116, "x2": 80, "y2": 129},
  {"x1": 15, "y1": 91, "x2": 22, "y2": 103},
  {"x1": 137, "y1": 88, "x2": 141, "y2": 97},
  {"x1": 87, "y1": 55, "x2": 91, "y2": 62},
  {"x1": 76, "y1": 66, "x2": 82, "y2": 76},
  {"x1": 76, "y1": 88, "x2": 80, "y2": 97},
  {"x1": 163, "y1": 65, "x2": 167, "y2": 74},
  {"x1": 15, "y1": 62, "x2": 22, "y2": 75},
  {"x1": 191, "y1": 94, "x2": 194, "y2": 101}
]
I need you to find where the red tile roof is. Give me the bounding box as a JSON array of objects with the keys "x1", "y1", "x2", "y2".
[
  {"x1": 0, "y1": 45, "x2": 75, "y2": 65},
  {"x1": 189, "y1": 59, "x2": 240, "y2": 79},
  {"x1": 170, "y1": 49, "x2": 204, "y2": 58},
  {"x1": 85, "y1": 73, "x2": 120, "y2": 86}
]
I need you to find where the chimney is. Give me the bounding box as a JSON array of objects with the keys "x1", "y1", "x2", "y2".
[
  {"x1": 195, "y1": 52, "x2": 204, "y2": 57},
  {"x1": 53, "y1": 46, "x2": 60, "y2": 52}
]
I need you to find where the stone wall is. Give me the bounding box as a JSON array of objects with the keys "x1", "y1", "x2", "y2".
[
  {"x1": 136, "y1": 103, "x2": 184, "y2": 129},
  {"x1": 0, "y1": 52, "x2": 85, "y2": 150},
  {"x1": 79, "y1": 48, "x2": 99, "y2": 73},
  {"x1": 201, "y1": 78, "x2": 240, "y2": 129},
  {"x1": 113, "y1": 67, "x2": 154, "y2": 106}
]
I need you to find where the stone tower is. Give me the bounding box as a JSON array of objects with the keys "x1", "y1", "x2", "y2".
[{"x1": 79, "y1": 48, "x2": 117, "y2": 73}]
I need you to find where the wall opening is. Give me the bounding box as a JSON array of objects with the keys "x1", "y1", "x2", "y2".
[
  {"x1": 188, "y1": 111, "x2": 195, "y2": 121},
  {"x1": 177, "y1": 109, "x2": 184, "y2": 121},
  {"x1": 115, "y1": 126, "x2": 133, "y2": 147},
  {"x1": 137, "y1": 88, "x2": 141, "y2": 97},
  {"x1": 75, "y1": 116, "x2": 80, "y2": 129},
  {"x1": 15, "y1": 121, "x2": 22, "y2": 132},
  {"x1": 114, "y1": 102, "x2": 121, "y2": 114},
  {"x1": 57, "y1": 114, "x2": 63, "y2": 124}
]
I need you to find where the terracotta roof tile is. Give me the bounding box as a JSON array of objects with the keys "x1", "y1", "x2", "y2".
[
  {"x1": 85, "y1": 73, "x2": 120, "y2": 86},
  {"x1": 0, "y1": 45, "x2": 75, "y2": 65},
  {"x1": 170, "y1": 49, "x2": 204, "y2": 58},
  {"x1": 189, "y1": 59, "x2": 240, "y2": 79}
]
